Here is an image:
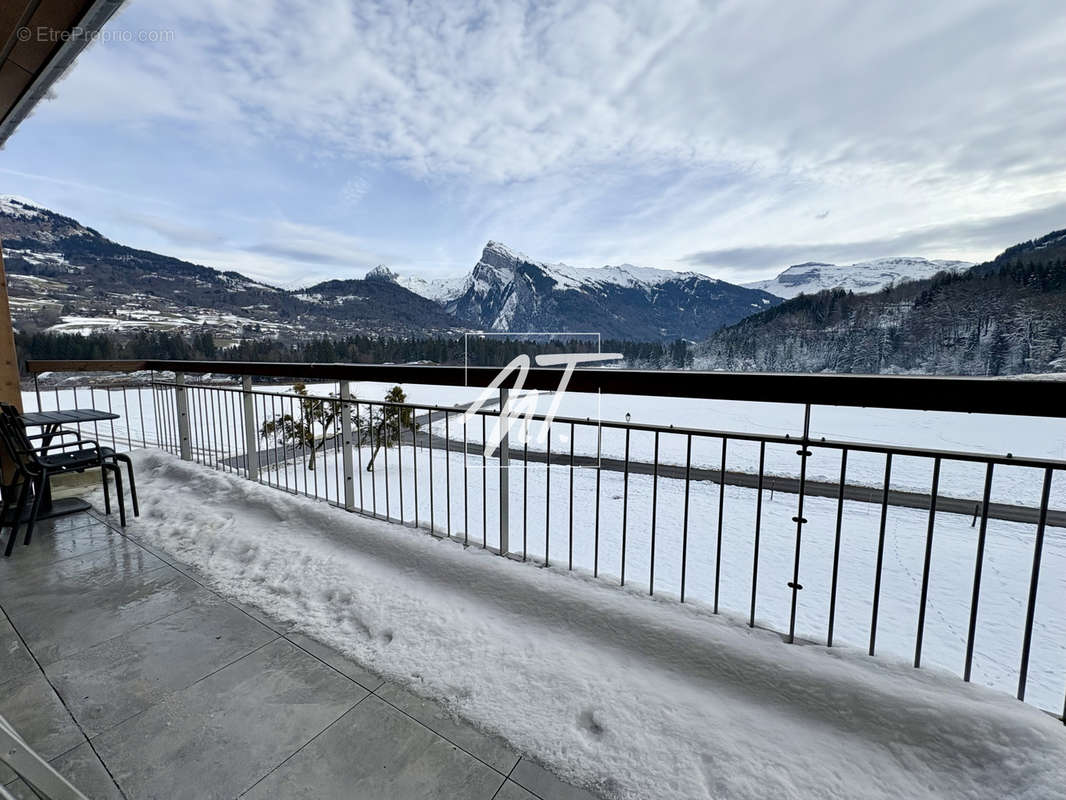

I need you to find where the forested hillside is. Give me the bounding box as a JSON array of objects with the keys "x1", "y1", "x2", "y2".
[
  {"x1": 698, "y1": 229, "x2": 1066, "y2": 375},
  {"x1": 18, "y1": 330, "x2": 693, "y2": 375}
]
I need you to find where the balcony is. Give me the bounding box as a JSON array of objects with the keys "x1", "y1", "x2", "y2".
[
  {"x1": 5, "y1": 358, "x2": 1066, "y2": 799},
  {"x1": 0, "y1": 510, "x2": 589, "y2": 800}
]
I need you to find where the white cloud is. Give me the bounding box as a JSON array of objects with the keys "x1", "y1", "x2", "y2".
[
  {"x1": 340, "y1": 176, "x2": 371, "y2": 206},
  {"x1": 159, "y1": 218, "x2": 404, "y2": 285},
  {"x1": 23, "y1": 0, "x2": 1066, "y2": 280}
]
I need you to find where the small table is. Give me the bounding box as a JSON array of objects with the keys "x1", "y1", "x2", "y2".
[{"x1": 20, "y1": 408, "x2": 121, "y2": 520}]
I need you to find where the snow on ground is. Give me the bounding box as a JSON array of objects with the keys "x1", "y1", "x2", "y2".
[
  {"x1": 111, "y1": 451, "x2": 1066, "y2": 800},
  {"x1": 246, "y1": 433, "x2": 1066, "y2": 715}
]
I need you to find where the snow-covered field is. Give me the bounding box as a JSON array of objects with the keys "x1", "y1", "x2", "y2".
[
  {"x1": 23, "y1": 381, "x2": 1066, "y2": 716},
  {"x1": 107, "y1": 451, "x2": 1066, "y2": 800}
]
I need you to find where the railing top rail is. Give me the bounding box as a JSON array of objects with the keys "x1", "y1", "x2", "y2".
[{"x1": 25, "y1": 358, "x2": 1066, "y2": 418}]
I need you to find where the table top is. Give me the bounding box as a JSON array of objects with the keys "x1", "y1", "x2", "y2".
[{"x1": 21, "y1": 409, "x2": 121, "y2": 426}]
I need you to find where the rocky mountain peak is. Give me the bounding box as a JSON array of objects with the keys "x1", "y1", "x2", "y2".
[{"x1": 364, "y1": 264, "x2": 399, "y2": 282}]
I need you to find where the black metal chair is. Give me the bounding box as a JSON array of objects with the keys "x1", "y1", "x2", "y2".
[
  {"x1": 0, "y1": 407, "x2": 126, "y2": 557},
  {"x1": 1, "y1": 404, "x2": 138, "y2": 516}
]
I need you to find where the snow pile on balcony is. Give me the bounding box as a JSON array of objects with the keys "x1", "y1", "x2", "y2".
[{"x1": 118, "y1": 451, "x2": 1066, "y2": 800}]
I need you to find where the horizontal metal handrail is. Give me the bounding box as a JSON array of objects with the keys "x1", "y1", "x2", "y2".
[{"x1": 25, "y1": 358, "x2": 1066, "y2": 418}]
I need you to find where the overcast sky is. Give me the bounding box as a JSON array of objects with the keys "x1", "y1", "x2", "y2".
[{"x1": 3, "y1": 0, "x2": 1065, "y2": 286}]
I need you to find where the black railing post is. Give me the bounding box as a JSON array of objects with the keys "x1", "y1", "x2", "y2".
[
  {"x1": 964, "y1": 463, "x2": 995, "y2": 682},
  {"x1": 914, "y1": 457, "x2": 941, "y2": 667},
  {"x1": 714, "y1": 437, "x2": 727, "y2": 614},
  {"x1": 649, "y1": 430, "x2": 659, "y2": 595},
  {"x1": 621, "y1": 428, "x2": 630, "y2": 586},
  {"x1": 1017, "y1": 467, "x2": 1053, "y2": 700},
  {"x1": 680, "y1": 433, "x2": 692, "y2": 603},
  {"x1": 869, "y1": 454, "x2": 893, "y2": 656},
  {"x1": 827, "y1": 449, "x2": 848, "y2": 646},
  {"x1": 594, "y1": 423, "x2": 602, "y2": 578},
  {"x1": 750, "y1": 441, "x2": 765, "y2": 627},
  {"x1": 787, "y1": 404, "x2": 812, "y2": 643},
  {"x1": 463, "y1": 414, "x2": 469, "y2": 544},
  {"x1": 427, "y1": 408, "x2": 434, "y2": 532},
  {"x1": 568, "y1": 421, "x2": 575, "y2": 571}
]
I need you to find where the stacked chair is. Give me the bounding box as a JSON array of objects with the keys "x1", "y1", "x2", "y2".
[{"x1": 0, "y1": 404, "x2": 138, "y2": 557}]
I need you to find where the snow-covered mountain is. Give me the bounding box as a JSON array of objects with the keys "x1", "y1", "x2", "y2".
[
  {"x1": 365, "y1": 265, "x2": 466, "y2": 302},
  {"x1": 745, "y1": 257, "x2": 972, "y2": 299},
  {"x1": 0, "y1": 196, "x2": 460, "y2": 339},
  {"x1": 405, "y1": 241, "x2": 782, "y2": 340}
]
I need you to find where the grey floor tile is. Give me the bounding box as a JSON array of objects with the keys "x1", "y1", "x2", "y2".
[
  {"x1": 376, "y1": 682, "x2": 518, "y2": 774},
  {"x1": 27, "y1": 512, "x2": 103, "y2": 537},
  {"x1": 0, "y1": 672, "x2": 85, "y2": 785},
  {"x1": 94, "y1": 637, "x2": 365, "y2": 800},
  {"x1": 45, "y1": 598, "x2": 277, "y2": 736},
  {"x1": 0, "y1": 533, "x2": 164, "y2": 601},
  {"x1": 510, "y1": 760, "x2": 601, "y2": 800},
  {"x1": 3, "y1": 742, "x2": 124, "y2": 800},
  {"x1": 286, "y1": 631, "x2": 383, "y2": 690},
  {"x1": 493, "y1": 780, "x2": 540, "y2": 800},
  {"x1": 4, "y1": 561, "x2": 212, "y2": 666},
  {"x1": 0, "y1": 520, "x2": 120, "y2": 583},
  {"x1": 241, "y1": 695, "x2": 503, "y2": 800},
  {"x1": 0, "y1": 616, "x2": 37, "y2": 690}
]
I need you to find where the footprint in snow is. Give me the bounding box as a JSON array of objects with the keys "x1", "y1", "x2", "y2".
[{"x1": 577, "y1": 709, "x2": 605, "y2": 738}]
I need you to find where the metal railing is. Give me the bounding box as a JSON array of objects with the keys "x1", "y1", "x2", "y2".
[
  {"x1": 23, "y1": 359, "x2": 1066, "y2": 720},
  {"x1": 0, "y1": 713, "x2": 88, "y2": 799}
]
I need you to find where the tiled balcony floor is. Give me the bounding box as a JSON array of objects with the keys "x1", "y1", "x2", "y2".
[{"x1": 0, "y1": 511, "x2": 598, "y2": 800}]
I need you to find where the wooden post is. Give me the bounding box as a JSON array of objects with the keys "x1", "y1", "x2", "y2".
[{"x1": 0, "y1": 240, "x2": 22, "y2": 411}]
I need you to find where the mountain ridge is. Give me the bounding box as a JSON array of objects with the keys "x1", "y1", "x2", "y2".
[
  {"x1": 434, "y1": 241, "x2": 781, "y2": 340},
  {"x1": 744, "y1": 256, "x2": 972, "y2": 299},
  {"x1": 0, "y1": 196, "x2": 461, "y2": 339},
  {"x1": 0, "y1": 197, "x2": 776, "y2": 342},
  {"x1": 698, "y1": 228, "x2": 1066, "y2": 375}
]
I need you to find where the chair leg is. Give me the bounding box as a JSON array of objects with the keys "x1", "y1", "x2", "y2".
[
  {"x1": 101, "y1": 464, "x2": 112, "y2": 516},
  {"x1": 0, "y1": 479, "x2": 15, "y2": 530},
  {"x1": 108, "y1": 465, "x2": 126, "y2": 527},
  {"x1": 23, "y1": 471, "x2": 48, "y2": 547},
  {"x1": 4, "y1": 479, "x2": 31, "y2": 557},
  {"x1": 118, "y1": 456, "x2": 138, "y2": 517}
]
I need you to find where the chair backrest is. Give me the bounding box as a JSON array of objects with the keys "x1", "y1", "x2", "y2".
[
  {"x1": 0, "y1": 405, "x2": 21, "y2": 486},
  {"x1": 0, "y1": 406, "x2": 37, "y2": 477}
]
